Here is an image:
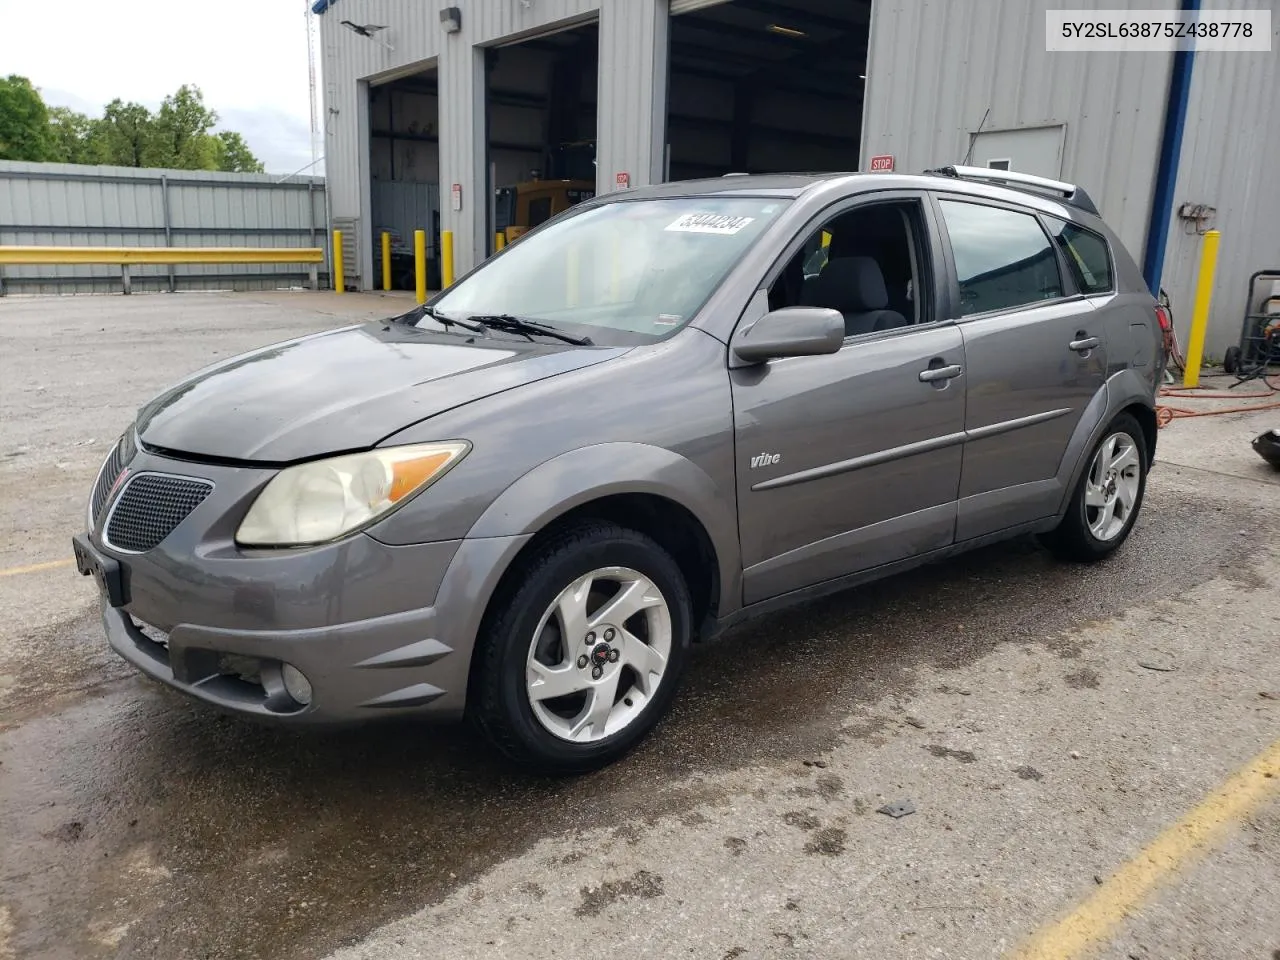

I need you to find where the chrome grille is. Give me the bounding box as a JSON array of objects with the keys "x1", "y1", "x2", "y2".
[
  {"x1": 104, "y1": 473, "x2": 213, "y2": 553},
  {"x1": 91, "y1": 430, "x2": 136, "y2": 524}
]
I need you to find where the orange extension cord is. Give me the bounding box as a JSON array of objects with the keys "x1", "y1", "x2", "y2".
[
  {"x1": 1155, "y1": 379, "x2": 1280, "y2": 428},
  {"x1": 1150, "y1": 295, "x2": 1280, "y2": 426}
]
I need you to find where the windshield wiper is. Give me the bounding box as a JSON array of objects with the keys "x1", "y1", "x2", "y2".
[
  {"x1": 391, "y1": 304, "x2": 485, "y2": 333},
  {"x1": 466, "y1": 314, "x2": 593, "y2": 346}
]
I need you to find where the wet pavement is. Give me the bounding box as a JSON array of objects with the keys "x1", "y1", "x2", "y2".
[{"x1": 2, "y1": 293, "x2": 1278, "y2": 960}]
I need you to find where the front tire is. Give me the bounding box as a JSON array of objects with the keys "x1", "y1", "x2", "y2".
[
  {"x1": 1043, "y1": 413, "x2": 1148, "y2": 562},
  {"x1": 470, "y1": 520, "x2": 692, "y2": 774}
]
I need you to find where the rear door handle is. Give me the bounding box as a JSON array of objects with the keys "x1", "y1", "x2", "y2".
[
  {"x1": 918, "y1": 364, "x2": 963, "y2": 382},
  {"x1": 1070, "y1": 336, "x2": 1101, "y2": 352}
]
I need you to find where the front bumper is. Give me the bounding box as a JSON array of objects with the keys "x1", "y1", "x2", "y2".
[{"x1": 76, "y1": 447, "x2": 530, "y2": 723}]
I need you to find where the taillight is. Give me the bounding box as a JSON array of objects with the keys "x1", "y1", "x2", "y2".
[{"x1": 1155, "y1": 304, "x2": 1172, "y2": 332}]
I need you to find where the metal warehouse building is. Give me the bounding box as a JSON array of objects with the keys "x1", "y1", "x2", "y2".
[{"x1": 318, "y1": 0, "x2": 1279, "y2": 353}]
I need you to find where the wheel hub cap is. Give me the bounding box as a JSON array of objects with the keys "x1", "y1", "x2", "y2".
[{"x1": 525, "y1": 566, "x2": 673, "y2": 744}]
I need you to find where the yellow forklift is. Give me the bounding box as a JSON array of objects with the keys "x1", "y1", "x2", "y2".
[{"x1": 493, "y1": 141, "x2": 597, "y2": 246}]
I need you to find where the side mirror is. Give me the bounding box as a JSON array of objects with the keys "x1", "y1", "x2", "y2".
[{"x1": 731, "y1": 307, "x2": 845, "y2": 364}]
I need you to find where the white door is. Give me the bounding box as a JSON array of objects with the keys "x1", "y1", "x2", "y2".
[{"x1": 968, "y1": 125, "x2": 1065, "y2": 179}]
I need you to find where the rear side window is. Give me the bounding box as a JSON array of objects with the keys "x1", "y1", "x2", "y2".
[
  {"x1": 1044, "y1": 216, "x2": 1113, "y2": 294},
  {"x1": 939, "y1": 200, "x2": 1063, "y2": 316}
]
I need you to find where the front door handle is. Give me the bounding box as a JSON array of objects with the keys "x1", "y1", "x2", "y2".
[
  {"x1": 1070, "y1": 336, "x2": 1101, "y2": 353},
  {"x1": 918, "y1": 364, "x2": 963, "y2": 382}
]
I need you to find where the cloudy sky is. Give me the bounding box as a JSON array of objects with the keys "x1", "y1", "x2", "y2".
[{"x1": 0, "y1": 0, "x2": 320, "y2": 175}]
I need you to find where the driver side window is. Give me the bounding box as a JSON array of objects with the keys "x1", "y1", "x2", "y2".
[{"x1": 767, "y1": 200, "x2": 929, "y2": 337}]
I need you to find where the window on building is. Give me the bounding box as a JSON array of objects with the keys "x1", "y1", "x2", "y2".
[
  {"x1": 939, "y1": 200, "x2": 1063, "y2": 316},
  {"x1": 1044, "y1": 216, "x2": 1114, "y2": 295}
]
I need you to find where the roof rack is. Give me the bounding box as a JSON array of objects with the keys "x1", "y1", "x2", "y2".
[{"x1": 923, "y1": 164, "x2": 1099, "y2": 216}]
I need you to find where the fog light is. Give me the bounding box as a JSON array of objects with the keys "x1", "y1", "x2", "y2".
[{"x1": 281, "y1": 663, "x2": 313, "y2": 706}]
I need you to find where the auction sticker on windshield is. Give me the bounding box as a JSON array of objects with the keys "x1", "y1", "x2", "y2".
[{"x1": 666, "y1": 213, "x2": 755, "y2": 235}]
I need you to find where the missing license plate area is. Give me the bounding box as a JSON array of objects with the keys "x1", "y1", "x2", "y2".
[{"x1": 71, "y1": 534, "x2": 128, "y2": 607}]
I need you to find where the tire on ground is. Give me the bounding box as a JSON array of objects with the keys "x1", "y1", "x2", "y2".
[
  {"x1": 1042, "y1": 412, "x2": 1148, "y2": 563},
  {"x1": 470, "y1": 519, "x2": 692, "y2": 773}
]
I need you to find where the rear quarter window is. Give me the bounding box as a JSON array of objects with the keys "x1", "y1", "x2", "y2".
[
  {"x1": 938, "y1": 200, "x2": 1064, "y2": 316},
  {"x1": 1044, "y1": 216, "x2": 1114, "y2": 295}
]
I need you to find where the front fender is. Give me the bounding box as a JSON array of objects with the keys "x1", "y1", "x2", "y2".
[{"x1": 466, "y1": 442, "x2": 742, "y2": 614}]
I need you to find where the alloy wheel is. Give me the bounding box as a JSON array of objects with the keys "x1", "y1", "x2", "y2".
[
  {"x1": 1085, "y1": 432, "x2": 1141, "y2": 542},
  {"x1": 524, "y1": 566, "x2": 672, "y2": 743}
]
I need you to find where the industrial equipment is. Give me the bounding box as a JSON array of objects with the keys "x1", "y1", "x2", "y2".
[{"x1": 1223, "y1": 270, "x2": 1280, "y2": 381}]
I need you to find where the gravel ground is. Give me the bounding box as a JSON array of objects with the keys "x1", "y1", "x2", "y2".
[{"x1": 0, "y1": 292, "x2": 1277, "y2": 960}]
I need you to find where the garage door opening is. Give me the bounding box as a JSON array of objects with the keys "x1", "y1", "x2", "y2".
[
  {"x1": 486, "y1": 20, "x2": 599, "y2": 254},
  {"x1": 666, "y1": 0, "x2": 870, "y2": 180},
  {"x1": 369, "y1": 64, "x2": 441, "y2": 290}
]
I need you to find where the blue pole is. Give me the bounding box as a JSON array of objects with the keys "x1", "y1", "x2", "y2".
[{"x1": 1142, "y1": 0, "x2": 1200, "y2": 296}]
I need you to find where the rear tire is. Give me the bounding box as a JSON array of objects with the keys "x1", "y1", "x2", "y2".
[
  {"x1": 470, "y1": 520, "x2": 692, "y2": 774},
  {"x1": 1042, "y1": 413, "x2": 1148, "y2": 562}
]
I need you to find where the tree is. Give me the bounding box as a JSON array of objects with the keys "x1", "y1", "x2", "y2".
[
  {"x1": 98, "y1": 99, "x2": 155, "y2": 167},
  {"x1": 2, "y1": 79, "x2": 266, "y2": 172},
  {"x1": 47, "y1": 106, "x2": 106, "y2": 165},
  {"x1": 0, "y1": 75, "x2": 51, "y2": 161},
  {"x1": 213, "y1": 131, "x2": 265, "y2": 173},
  {"x1": 151, "y1": 84, "x2": 218, "y2": 169}
]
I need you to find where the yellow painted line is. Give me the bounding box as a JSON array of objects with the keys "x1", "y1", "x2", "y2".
[
  {"x1": 0, "y1": 559, "x2": 74, "y2": 577},
  {"x1": 1008, "y1": 737, "x2": 1280, "y2": 960}
]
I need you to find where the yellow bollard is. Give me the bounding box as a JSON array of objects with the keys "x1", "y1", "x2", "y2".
[
  {"x1": 441, "y1": 230, "x2": 455, "y2": 288},
  {"x1": 1182, "y1": 229, "x2": 1221, "y2": 388},
  {"x1": 414, "y1": 229, "x2": 427, "y2": 304},
  {"x1": 381, "y1": 232, "x2": 392, "y2": 292},
  {"x1": 494, "y1": 231, "x2": 506, "y2": 252},
  {"x1": 332, "y1": 229, "x2": 344, "y2": 294}
]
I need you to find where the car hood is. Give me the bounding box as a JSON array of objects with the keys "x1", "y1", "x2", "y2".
[{"x1": 136, "y1": 321, "x2": 627, "y2": 462}]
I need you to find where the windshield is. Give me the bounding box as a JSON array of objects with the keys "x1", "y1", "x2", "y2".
[{"x1": 428, "y1": 197, "x2": 788, "y2": 343}]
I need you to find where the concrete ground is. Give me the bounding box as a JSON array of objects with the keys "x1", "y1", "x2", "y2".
[{"x1": 1, "y1": 292, "x2": 1277, "y2": 960}]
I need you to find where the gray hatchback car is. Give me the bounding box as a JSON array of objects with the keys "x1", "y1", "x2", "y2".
[{"x1": 74, "y1": 166, "x2": 1166, "y2": 772}]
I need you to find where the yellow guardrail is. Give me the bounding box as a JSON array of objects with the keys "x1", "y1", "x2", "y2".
[
  {"x1": 0, "y1": 244, "x2": 326, "y2": 295},
  {"x1": 0, "y1": 246, "x2": 324, "y2": 265}
]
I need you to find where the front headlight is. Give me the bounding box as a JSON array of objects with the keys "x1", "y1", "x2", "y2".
[{"x1": 235, "y1": 441, "x2": 470, "y2": 547}]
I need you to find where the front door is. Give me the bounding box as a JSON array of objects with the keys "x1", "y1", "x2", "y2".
[
  {"x1": 731, "y1": 194, "x2": 966, "y2": 606},
  {"x1": 934, "y1": 196, "x2": 1107, "y2": 541}
]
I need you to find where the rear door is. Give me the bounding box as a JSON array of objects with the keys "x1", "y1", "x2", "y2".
[
  {"x1": 731, "y1": 191, "x2": 967, "y2": 605},
  {"x1": 934, "y1": 196, "x2": 1106, "y2": 541}
]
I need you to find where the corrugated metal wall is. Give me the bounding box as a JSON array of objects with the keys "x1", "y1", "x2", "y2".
[
  {"x1": 0, "y1": 161, "x2": 327, "y2": 295},
  {"x1": 1157, "y1": 0, "x2": 1280, "y2": 355},
  {"x1": 861, "y1": 0, "x2": 1278, "y2": 353},
  {"x1": 597, "y1": 0, "x2": 669, "y2": 193},
  {"x1": 861, "y1": 0, "x2": 1177, "y2": 258},
  {"x1": 320, "y1": 0, "x2": 668, "y2": 285}
]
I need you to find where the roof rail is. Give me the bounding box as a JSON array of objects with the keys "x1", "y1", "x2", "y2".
[{"x1": 923, "y1": 164, "x2": 1099, "y2": 216}]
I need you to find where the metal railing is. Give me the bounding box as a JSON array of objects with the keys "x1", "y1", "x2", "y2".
[{"x1": 0, "y1": 246, "x2": 325, "y2": 295}]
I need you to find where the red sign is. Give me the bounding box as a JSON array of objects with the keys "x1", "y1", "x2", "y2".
[
  {"x1": 615, "y1": 172, "x2": 631, "y2": 189},
  {"x1": 869, "y1": 155, "x2": 895, "y2": 172},
  {"x1": 450, "y1": 183, "x2": 462, "y2": 211}
]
